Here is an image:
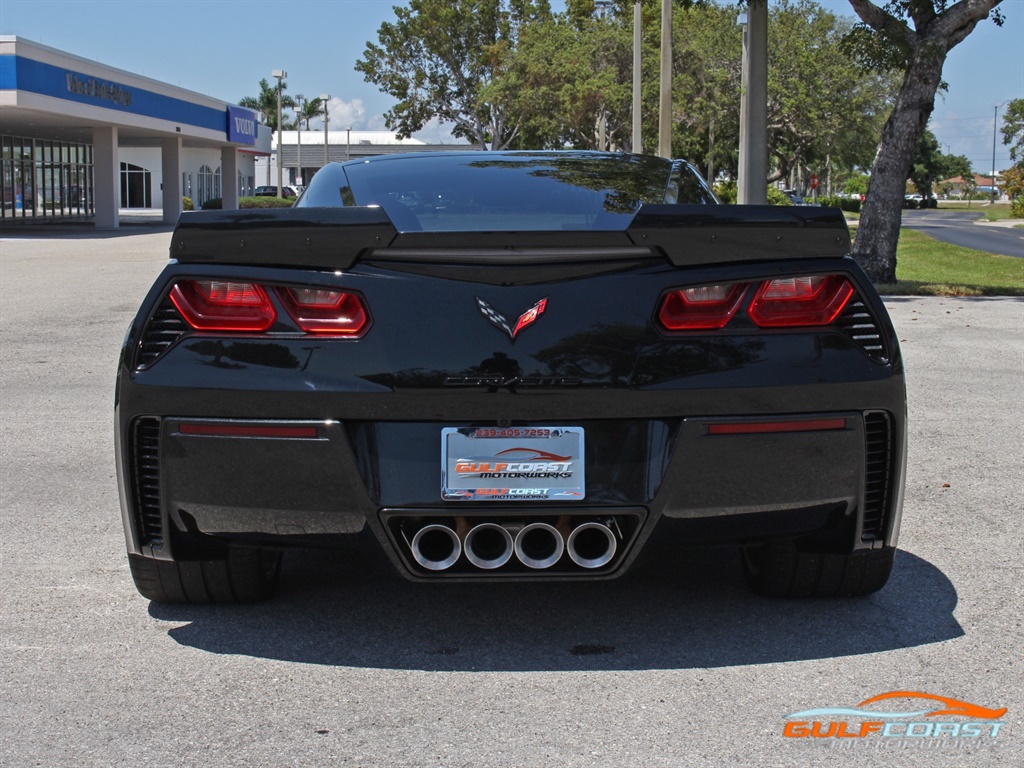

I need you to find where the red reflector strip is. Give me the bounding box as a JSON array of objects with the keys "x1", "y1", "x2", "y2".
[
  {"x1": 178, "y1": 424, "x2": 319, "y2": 438},
  {"x1": 708, "y1": 418, "x2": 847, "y2": 435}
]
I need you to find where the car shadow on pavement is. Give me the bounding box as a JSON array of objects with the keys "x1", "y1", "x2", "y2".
[{"x1": 150, "y1": 534, "x2": 962, "y2": 672}]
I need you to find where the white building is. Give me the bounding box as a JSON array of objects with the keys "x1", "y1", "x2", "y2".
[
  {"x1": 262, "y1": 130, "x2": 476, "y2": 189},
  {"x1": 1, "y1": 36, "x2": 271, "y2": 228}
]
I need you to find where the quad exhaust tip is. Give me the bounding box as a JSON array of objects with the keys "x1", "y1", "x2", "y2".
[
  {"x1": 567, "y1": 521, "x2": 617, "y2": 569},
  {"x1": 403, "y1": 516, "x2": 624, "y2": 572},
  {"x1": 514, "y1": 522, "x2": 565, "y2": 569},
  {"x1": 464, "y1": 523, "x2": 515, "y2": 569},
  {"x1": 410, "y1": 523, "x2": 462, "y2": 571}
]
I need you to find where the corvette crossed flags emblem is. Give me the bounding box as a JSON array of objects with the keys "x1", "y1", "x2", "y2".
[{"x1": 475, "y1": 297, "x2": 549, "y2": 340}]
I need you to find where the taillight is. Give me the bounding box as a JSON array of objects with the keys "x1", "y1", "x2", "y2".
[
  {"x1": 169, "y1": 280, "x2": 276, "y2": 332},
  {"x1": 658, "y1": 283, "x2": 747, "y2": 330},
  {"x1": 748, "y1": 275, "x2": 854, "y2": 327},
  {"x1": 276, "y1": 287, "x2": 369, "y2": 336}
]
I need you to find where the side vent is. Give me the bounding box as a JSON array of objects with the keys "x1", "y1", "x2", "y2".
[
  {"x1": 138, "y1": 299, "x2": 188, "y2": 366},
  {"x1": 837, "y1": 298, "x2": 887, "y2": 362},
  {"x1": 861, "y1": 411, "x2": 894, "y2": 543},
  {"x1": 131, "y1": 418, "x2": 164, "y2": 548}
]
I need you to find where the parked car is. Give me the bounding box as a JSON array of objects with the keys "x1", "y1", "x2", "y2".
[
  {"x1": 116, "y1": 151, "x2": 906, "y2": 603},
  {"x1": 253, "y1": 185, "x2": 297, "y2": 198}
]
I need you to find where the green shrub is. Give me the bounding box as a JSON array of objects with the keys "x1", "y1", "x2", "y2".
[
  {"x1": 199, "y1": 196, "x2": 294, "y2": 210},
  {"x1": 714, "y1": 181, "x2": 736, "y2": 204},
  {"x1": 839, "y1": 198, "x2": 862, "y2": 214},
  {"x1": 182, "y1": 197, "x2": 194, "y2": 211},
  {"x1": 713, "y1": 182, "x2": 795, "y2": 206},
  {"x1": 816, "y1": 195, "x2": 842, "y2": 209}
]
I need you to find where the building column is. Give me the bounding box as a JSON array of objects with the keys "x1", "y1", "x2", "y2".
[
  {"x1": 92, "y1": 126, "x2": 119, "y2": 229},
  {"x1": 161, "y1": 136, "x2": 183, "y2": 224},
  {"x1": 220, "y1": 146, "x2": 240, "y2": 211}
]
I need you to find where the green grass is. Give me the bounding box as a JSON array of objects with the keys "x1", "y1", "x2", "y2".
[
  {"x1": 937, "y1": 201, "x2": 1015, "y2": 221},
  {"x1": 874, "y1": 229, "x2": 1024, "y2": 296}
]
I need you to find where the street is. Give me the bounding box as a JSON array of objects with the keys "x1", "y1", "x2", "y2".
[
  {"x1": 1, "y1": 230, "x2": 1021, "y2": 767},
  {"x1": 901, "y1": 208, "x2": 1024, "y2": 258}
]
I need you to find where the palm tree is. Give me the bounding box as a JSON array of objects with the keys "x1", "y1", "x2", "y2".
[
  {"x1": 238, "y1": 77, "x2": 296, "y2": 132},
  {"x1": 295, "y1": 96, "x2": 324, "y2": 130},
  {"x1": 239, "y1": 77, "x2": 296, "y2": 184}
]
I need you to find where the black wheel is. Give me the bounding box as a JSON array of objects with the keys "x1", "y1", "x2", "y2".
[
  {"x1": 128, "y1": 547, "x2": 281, "y2": 604},
  {"x1": 742, "y1": 542, "x2": 895, "y2": 598}
]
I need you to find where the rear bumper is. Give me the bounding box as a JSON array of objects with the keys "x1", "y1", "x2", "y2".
[{"x1": 116, "y1": 403, "x2": 905, "y2": 580}]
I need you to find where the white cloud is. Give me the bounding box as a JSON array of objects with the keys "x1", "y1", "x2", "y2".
[
  {"x1": 410, "y1": 116, "x2": 471, "y2": 146},
  {"x1": 323, "y1": 97, "x2": 367, "y2": 129}
]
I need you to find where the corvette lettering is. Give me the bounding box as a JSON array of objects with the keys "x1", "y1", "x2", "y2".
[{"x1": 443, "y1": 376, "x2": 581, "y2": 388}]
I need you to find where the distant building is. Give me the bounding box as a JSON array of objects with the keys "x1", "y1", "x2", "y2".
[
  {"x1": 938, "y1": 173, "x2": 1007, "y2": 200},
  {"x1": 262, "y1": 130, "x2": 477, "y2": 188}
]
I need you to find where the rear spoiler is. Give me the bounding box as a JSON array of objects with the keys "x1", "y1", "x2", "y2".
[
  {"x1": 628, "y1": 204, "x2": 851, "y2": 265},
  {"x1": 170, "y1": 204, "x2": 850, "y2": 269}
]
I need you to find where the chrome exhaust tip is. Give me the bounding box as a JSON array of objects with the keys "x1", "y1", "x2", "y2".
[
  {"x1": 410, "y1": 524, "x2": 462, "y2": 571},
  {"x1": 514, "y1": 522, "x2": 565, "y2": 569},
  {"x1": 464, "y1": 523, "x2": 515, "y2": 569},
  {"x1": 567, "y1": 521, "x2": 617, "y2": 569}
]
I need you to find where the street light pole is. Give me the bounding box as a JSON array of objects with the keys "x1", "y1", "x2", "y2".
[
  {"x1": 295, "y1": 94, "x2": 303, "y2": 188},
  {"x1": 320, "y1": 94, "x2": 331, "y2": 168},
  {"x1": 992, "y1": 100, "x2": 1010, "y2": 203},
  {"x1": 272, "y1": 69, "x2": 286, "y2": 198}
]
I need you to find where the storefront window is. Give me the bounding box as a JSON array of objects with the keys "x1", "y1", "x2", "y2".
[{"x1": 1, "y1": 135, "x2": 94, "y2": 221}]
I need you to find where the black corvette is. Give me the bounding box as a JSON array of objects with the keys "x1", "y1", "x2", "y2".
[{"x1": 115, "y1": 151, "x2": 906, "y2": 603}]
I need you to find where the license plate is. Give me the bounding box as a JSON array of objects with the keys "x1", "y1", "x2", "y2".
[{"x1": 441, "y1": 426, "x2": 585, "y2": 502}]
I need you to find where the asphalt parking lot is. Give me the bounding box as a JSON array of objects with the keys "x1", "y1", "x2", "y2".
[{"x1": 1, "y1": 228, "x2": 1021, "y2": 767}]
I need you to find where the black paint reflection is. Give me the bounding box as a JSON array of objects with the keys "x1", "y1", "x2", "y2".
[{"x1": 185, "y1": 340, "x2": 301, "y2": 370}]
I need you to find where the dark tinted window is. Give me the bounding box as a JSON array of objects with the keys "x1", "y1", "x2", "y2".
[{"x1": 298, "y1": 151, "x2": 714, "y2": 231}]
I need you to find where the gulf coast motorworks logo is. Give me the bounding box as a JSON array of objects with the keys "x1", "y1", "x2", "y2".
[{"x1": 783, "y1": 691, "x2": 1006, "y2": 742}]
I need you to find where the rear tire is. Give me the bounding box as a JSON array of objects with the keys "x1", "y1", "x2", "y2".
[
  {"x1": 128, "y1": 547, "x2": 281, "y2": 604},
  {"x1": 742, "y1": 542, "x2": 895, "y2": 598}
]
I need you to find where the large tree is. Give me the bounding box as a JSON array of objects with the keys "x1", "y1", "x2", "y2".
[
  {"x1": 355, "y1": 0, "x2": 552, "y2": 149},
  {"x1": 843, "y1": 0, "x2": 1004, "y2": 283},
  {"x1": 489, "y1": 10, "x2": 636, "y2": 150},
  {"x1": 1001, "y1": 97, "x2": 1024, "y2": 163}
]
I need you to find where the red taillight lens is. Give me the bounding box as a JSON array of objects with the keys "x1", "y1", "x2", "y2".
[
  {"x1": 169, "y1": 280, "x2": 276, "y2": 331},
  {"x1": 658, "y1": 283, "x2": 748, "y2": 330},
  {"x1": 277, "y1": 287, "x2": 369, "y2": 336},
  {"x1": 748, "y1": 275, "x2": 854, "y2": 327}
]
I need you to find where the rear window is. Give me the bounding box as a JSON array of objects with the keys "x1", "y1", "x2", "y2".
[{"x1": 297, "y1": 151, "x2": 715, "y2": 232}]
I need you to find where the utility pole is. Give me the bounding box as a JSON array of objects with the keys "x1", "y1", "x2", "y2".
[
  {"x1": 737, "y1": 1, "x2": 767, "y2": 204},
  {"x1": 632, "y1": 1, "x2": 641, "y2": 153},
  {"x1": 657, "y1": 0, "x2": 672, "y2": 158}
]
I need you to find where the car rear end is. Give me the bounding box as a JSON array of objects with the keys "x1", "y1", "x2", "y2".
[{"x1": 115, "y1": 152, "x2": 905, "y2": 601}]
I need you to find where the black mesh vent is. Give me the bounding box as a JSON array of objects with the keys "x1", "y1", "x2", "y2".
[
  {"x1": 837, "y1": 298, "x2": 887, "y2": 362},
  {"x1": 138, "y1": 299, "x2": 188, "y2": 366},
  {"x1": 131, "y1": 418, "x2": 164, "y2": 548},
  {"x1": 861, "y1": 411, "x2": 893, "y2": 542}
]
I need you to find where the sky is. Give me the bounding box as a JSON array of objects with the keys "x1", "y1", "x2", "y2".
[{"x1": 2, "y1": 0, "x2": 1022, "y2": 173}]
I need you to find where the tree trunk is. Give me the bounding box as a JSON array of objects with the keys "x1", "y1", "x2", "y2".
[
  {"x1": 848, "y1": 0, "x2": 1003, "y2": 284},
  {"x1": 853, "y1": 46, "x2": 946, "y2": 284}
]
